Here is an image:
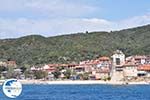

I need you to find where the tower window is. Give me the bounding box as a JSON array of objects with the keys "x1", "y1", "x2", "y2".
[{"x1": 116, "y1": 58, "x2": 120, "y2": 65}]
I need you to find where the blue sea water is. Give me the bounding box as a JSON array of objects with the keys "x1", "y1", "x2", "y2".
[{"x1": 0, "y1": 84, "x2": 150, "y2": 100}]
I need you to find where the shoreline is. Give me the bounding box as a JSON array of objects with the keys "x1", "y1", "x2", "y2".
[{"x1": 0, "y1": 80, "x2": 150, "y2": 85}]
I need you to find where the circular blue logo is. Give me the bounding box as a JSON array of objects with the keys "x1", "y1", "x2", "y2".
[{"x1": 2, "y1": 79, "x2": 22, "y2": 98}]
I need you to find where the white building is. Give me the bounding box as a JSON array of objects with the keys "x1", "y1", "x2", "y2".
[{"x1": 111, "y1": 50, "x2": 125, "y2": 81}]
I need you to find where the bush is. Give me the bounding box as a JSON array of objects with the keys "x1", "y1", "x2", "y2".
[
  {"x1": 34, "y1": 70, "x2": 48, "y2": 79},
  {"x1": 52, "y1": 70, "x2": 61, "y2": 79}
]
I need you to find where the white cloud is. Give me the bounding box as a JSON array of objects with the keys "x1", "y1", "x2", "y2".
[
  {"x1": 1, "y1": 14, "x2": 150, "y2": 39},
  {"x1": 0, "y1": 18, "x2": 114, "y2": 38},
  {"x1": 0, "y1": 0, "x2": 27, "y2": 12},
  {"x1": 25, "y1": 0, "x2": 96, "y2": 17},
  {"x1": 0, "y1": 0, "x2": 150, "y2": 39},
  {"x1": 117, "y1": 14, "x2": 150, "y2": 29},
  {"x1": 0, "y1": 0, "x2": 97, "y2": 18}
]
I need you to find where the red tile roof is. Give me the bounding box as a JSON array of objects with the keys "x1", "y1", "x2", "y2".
[
  {"x1": 47, "y1": 64, "x2": 78, "y2": 67},
  {"x1": 7, "y1": 61, "x2": 16, "y2": 65},
  {"x1": 99, "y1": 56, "x2": 110, "y2": 61},
  {"x1": 124, "y1": 62, "x2": 136, "y2": 66},
  {"x1": 137, "y1": 65, "x2": 150, "y2": 71},
  {"x1": 134, "y1": 55, "x2": 146, "y2": 60},
  {"x1": 99, "y1": 68, "x2": 110, "y2": 73}
]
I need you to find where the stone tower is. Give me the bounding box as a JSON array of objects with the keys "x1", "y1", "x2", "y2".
[
  {"x1": 112, "y1": 50, "x2": 125, "y2": 67},
  {"x1": 111, "y1": 50, "x2": 125, "y2": 81}
]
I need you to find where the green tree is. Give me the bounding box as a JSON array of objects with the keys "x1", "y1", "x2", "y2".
[
  {"x1": 64, "y1": 69, "x2": 71, "y2": 79},
  {"x1": 20, "y1": 66, "x2": 27, "y2": 73},
  {"x1": 82, "y1": 72, "x2": 89, "y2": 80},
  {"x1": 0, "y1": 66, "x2": 8, "y2": 72},
  {"x1": 5, "y1": 67, "x2": 14, "y2": 79},
  {"x1": 24, "y1": 70, "x2": 33, "y2": 79},
  {"x1": 34, "y1": 70, "x2": 48, "y2": 79},
  {"x1": 78, "y1": 72, "x2": 89, "y2": 80},
  {"x1": 52, "y1": 70, "x2": 61, "y2": 79}
]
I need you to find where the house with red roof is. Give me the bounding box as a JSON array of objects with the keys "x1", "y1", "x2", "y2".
[
  {"x1": 123, "y1": 63, "x2": 138, "y2": 80},
  {"x1": 137, "y1": 64, "x2": 150, "y2": 77},
  {"x1": 7, "y1": 60, "x2": 17, "y2": 67}
]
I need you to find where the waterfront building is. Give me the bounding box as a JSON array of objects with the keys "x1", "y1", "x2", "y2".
[
  {"x1": 126, "y1": 55, "x2": 147, "y2": 65},
  {"x1": 94, "y1": 57, "x2": 111, "y2": 80},
  {"x1": 137, "y1": 64, "x2": 150, "y2": 77},
  {"x1": 111, "y1": 50, "x2": 125, "y2": 81},
  {"x1": 28, "y1": 50, "x2": 150, "y2": 81},
  {"x1": 123, "y1": 64, "x2": 138, "y2": 80},
  {"x1": 0, "y1": 61, "x2": 7, "y2": 67},
  {"x1": 7, "y1": 60, "x2": 17, "y2": 68},
  {"x1": 43, "y1": 64, "x2": 57, "y2": 73}
]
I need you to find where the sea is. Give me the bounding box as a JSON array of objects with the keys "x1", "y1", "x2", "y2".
[{"x1": 0, "y1": 84, "x2": 150, "y2": 100}]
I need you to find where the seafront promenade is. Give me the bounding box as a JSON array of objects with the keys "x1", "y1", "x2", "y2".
[{"x1": 0, "y1": 80, "x2": 150, "y2": 85}]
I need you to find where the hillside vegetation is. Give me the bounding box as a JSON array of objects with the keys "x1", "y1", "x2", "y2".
[{"x1": 0, "y1": 25, "x2": 150, "y2": 66}]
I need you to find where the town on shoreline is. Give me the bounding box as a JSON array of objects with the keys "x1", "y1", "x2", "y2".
[{"x1": 0, "y1": 50, "x2": 150, "y2": 85}]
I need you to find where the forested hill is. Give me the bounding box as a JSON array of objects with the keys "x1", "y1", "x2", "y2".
[{"x1": 0, "y1": 25, "x2": 150, "y2": 66}]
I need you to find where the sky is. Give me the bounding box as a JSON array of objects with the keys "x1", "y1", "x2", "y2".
[{"x1": 0, "y1": 0, "x2": 150, "y2": 39}]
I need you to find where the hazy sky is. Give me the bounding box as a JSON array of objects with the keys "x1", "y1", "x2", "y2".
[{"x1": 0, "y1": 0, "x2": 150, "y2": 39}]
